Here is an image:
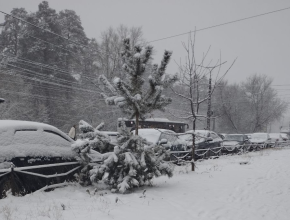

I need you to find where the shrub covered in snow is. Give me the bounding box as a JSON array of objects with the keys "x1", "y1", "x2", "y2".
[{"x1": 72, "y1": 120, "x2": 173, "y2": 193}]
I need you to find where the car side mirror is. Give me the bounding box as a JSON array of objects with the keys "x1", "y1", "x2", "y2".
[{"x1": 159, "y1": 139, "x2": 168, "y2": 145}]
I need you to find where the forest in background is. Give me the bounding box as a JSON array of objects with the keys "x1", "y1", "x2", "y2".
[{"x1": 0, "y1": 1, "x2": 287, "y2": 133}]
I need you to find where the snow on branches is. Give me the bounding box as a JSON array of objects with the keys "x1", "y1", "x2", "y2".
[
  {"x1": 88, "y1": 131, "x2": 173, "y2": 193},
  {"x1": 99, "y1": 38, "x2": 177, "y2": 127},
  {"x1": 72, "y1": 120, "x2": 173, "y2": 193}
]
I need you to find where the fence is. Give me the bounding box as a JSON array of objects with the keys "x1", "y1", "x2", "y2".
[
  {"x1": 0, "y1": 160, "x2": 80, "y2": 199},
  {"x1": 169, "y1": 141, "x2": 290, "y2": 165}
]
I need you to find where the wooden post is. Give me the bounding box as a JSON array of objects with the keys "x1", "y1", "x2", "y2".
[
  {"x1": 206, "y1": 72, "x2": 212, "y2": 130},
  {"x1": 10, "y1": 167, "x2": 16, "y2": 196},
  {"x1": 135, "y1": 112, "x2": 139, "y2": 135},
  {"x1": 191, "y1": 132, "x2": 195, "y2": 171}
]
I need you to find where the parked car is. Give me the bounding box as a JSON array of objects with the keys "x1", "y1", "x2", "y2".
[
  {"x1": 245, "y1": 134, "x2": 252, "y2": 140},
  {"x1": 222, "y1": 134, "x2": 250, "y2": 152},
  {"x1": 249, "y1": 133, "x2": 271, "y2": 147},
  {"x1": 178, "y1": 130, "x2": 223, "y2": 159},
  {"x1": 134, "y1": 128, "x2": 190, "y2": 163},
  {"x1": 218, "y1": 133, "x2": 226, "y2": 140},
  {"x1": 280, "y1": 133, "x2": 289, "y2": 141},
  {"x1": 134, "y1": 128, "x2": 182, "y2": 149},
  {"x1": 0, "y1": 120, "x2": 79, "y2": 198},
  {"x1": 268, "y1": 133, "x2": 284, "y2": 144}
]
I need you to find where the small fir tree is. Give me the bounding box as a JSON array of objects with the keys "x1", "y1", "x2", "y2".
[
  {"x1": 73, "y1": 120, "x2": 173, "y2": 193},
  {"x1": 71, "y1": 120, "x2": 114, "y2": 186},
  {"x1": 99, "y1": 38, "x2": 177, "y2": 135}
]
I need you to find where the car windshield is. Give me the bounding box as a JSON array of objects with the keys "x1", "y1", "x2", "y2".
[
  {"x1": 224, "y1": 135, "x2": 243, "y2": 141},
  {"x1": 251, "y1": 133, "x2": 267, "y2": 139},
  {"x1": 178, "y1": 132, "x2": 207, "y2": 144},
  {"x1": 269, "y1": 133, "x2": 281, "y2": 139},
  {"x1": 12, "y1": 130, "x2": 71, "y2": 146}
]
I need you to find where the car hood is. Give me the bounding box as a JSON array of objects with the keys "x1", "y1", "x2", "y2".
[
  {"x1": 250, "y1": 138, "x2": 266, "y2": 143},
  {"x1": 223, "y1": 141, "x2": 240, "y2": 146}
]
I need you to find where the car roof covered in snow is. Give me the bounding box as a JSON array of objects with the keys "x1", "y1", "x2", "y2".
[
  {"x1": 132, "y1": 128, "x2": 176, "y2": 144},
  {"x1": 118, "y1": 117, "x2": 187, "y2": 124},
  {"x1": 0, "y1": 120, "x2": 76, "y2": 162},
  {"x1": 186, "y1": 130, "x2": 210, "y2": 137},
  {"x1": 0, "y1": 120, "x2": 73, "y2": 140}
]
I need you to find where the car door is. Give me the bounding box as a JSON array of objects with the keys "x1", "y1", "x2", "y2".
[{"x1": 209, "y1": 132, "x2": 222, "y2": 148}]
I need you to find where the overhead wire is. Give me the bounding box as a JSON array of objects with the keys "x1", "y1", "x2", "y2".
[
  {"x1": 0, "y1": 78, "x2": 99, "y2": 95},
  {"x1": 147, "y1": 6, "x2": 290, "y2": 43},
  {"x1": 0, "y1": 87, "x2": 102, "y2": 105},
  {"x1": 0, "y1": 62, "x2": 99, "y2": 91},
  {"x1": 1, "y1": 53, "x2": 101, "y2": 85},
  {"x1": 0, "y1": 68, "x2": 100, "y2": 94}
]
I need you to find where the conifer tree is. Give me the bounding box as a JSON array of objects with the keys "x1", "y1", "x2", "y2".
[
  {"x1": 99, "y1": 38, "x2": 177, "y2": 135},
  {"x1": 72, "y1": 120, "x2": 173, "y2": 192}
]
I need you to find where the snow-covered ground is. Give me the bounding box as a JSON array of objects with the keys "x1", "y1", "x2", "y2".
[{"x1": 1, "y1": 147, "x2": 290, "y2": 220}]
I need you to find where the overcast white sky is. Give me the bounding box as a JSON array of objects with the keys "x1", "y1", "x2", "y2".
[{"x1": 1, "y1": 0, "x2": 290, "y2": 102}]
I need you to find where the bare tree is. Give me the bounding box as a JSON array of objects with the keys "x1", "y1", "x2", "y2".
[
  {"x1": 170, "y1": 34, "x2": 236, "y2": 171},
  {"x1": 216, "y1": 74, "x2": 287, "y2": 133},
  {"x1": 97, "y1": 25, "x2": 146, "y2": 80}
]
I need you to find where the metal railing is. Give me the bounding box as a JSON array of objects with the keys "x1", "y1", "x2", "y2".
[
  {"x1": 169, "y1": 141, "x2": 290, "y2": 164},
  {"x1": 0, "y1": 161, "x2": 80, "y2": 199}
]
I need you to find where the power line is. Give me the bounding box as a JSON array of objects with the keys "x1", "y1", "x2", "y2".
[
  {"x1": 0, "y1": 78, "x2": 99, "y2": 95},
  {"x1": 1, "y1": 53, "x2": 100, "y2": 83},
  {"x1": 1, "y1": 62, "x2": 93, "y2": 89},
  {"x1": 0, "y1": 68, "x2": 100, "y2": 94},
  {"x1": 0, "y1": 88, "x2": 101, "y2": 105},
  {"x1": 148, "y1": 6, "x2": 290, "y2": 43},
  {"x1": 4, "y1": 63, "x2": 81, "y2": 86}
]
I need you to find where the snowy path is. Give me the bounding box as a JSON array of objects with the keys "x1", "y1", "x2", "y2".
[{"x1": 1, "y1": 148, "x2": 290, "y2": 220}]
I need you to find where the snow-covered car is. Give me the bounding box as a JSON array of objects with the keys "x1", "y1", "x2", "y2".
[
  {"x1": 133, "y1": 128, "x2": 183, "y2": 149},
  {"x1": 133, "y1": 128, "x2": 190, "y2": 163},
  {"x1": 178, "y1": 130, "x2": 223, "y2": 159},
  {"x1": 245, "y1": 134, "x2": 252, "y2": 139},
  {"x1": 268, "y1": 133, "x2": 284, "y2": 144},
  {"x1": 249, "y1": 133, "x2": 271, "y2": 146},
  {"x1": 280, "y1": 133, "x2": 289, "y2": 141},
  {"x1": 222, "y1": 134, "x2": 250, "y2": 151},
  {"x1": 0, "y1": 120, "x2": 76, "y2": 165},
  {"x1": 0, "y1": 120, "x2": 79, "y2": 198}
]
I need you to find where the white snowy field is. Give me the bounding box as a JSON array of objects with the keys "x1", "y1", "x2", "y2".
[{"x1": 1, "y1": 147, "x2": 290, "y2": 220}]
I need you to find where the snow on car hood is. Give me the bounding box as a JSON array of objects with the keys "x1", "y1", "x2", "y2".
[
  {"x1": 132, "y1": 129, "x2": 162, "y2": 144},
  {"x1": 250, "y1": 138, "x2": 267, "y2": 143},
  {"x1": 223, "y1": 141, "x2": 239, "y2": 146},
  {"x1": 178, "y1": 134, "x2": 207, "y2": 145}
]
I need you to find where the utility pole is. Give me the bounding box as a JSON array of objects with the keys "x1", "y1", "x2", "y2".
[{"x1": 206, "y1": 72, "x2": 212, "y2": 130}]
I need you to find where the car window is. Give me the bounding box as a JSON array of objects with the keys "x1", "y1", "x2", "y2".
[
  {"x1": 12, "y1": 130, "x2": 71, "y2": 147},
  {"x1": 251, "y1": 133, "x2": 268, "y2": 139},
  {"x1": 210, "y1": 132, "x2": 219, "y2": 139},
  {"x1": 224, "y1": 135, "x2": 243, "y2": 141}
]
